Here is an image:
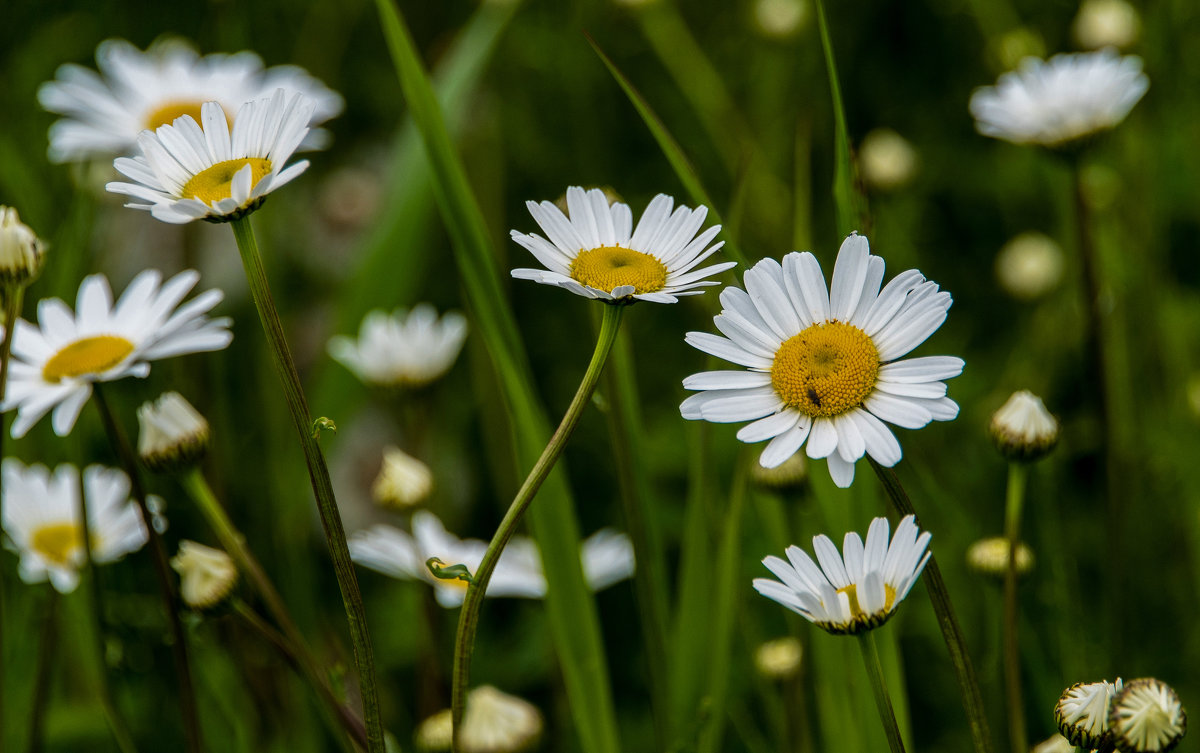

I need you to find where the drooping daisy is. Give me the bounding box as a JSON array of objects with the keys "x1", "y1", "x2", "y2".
[
  {"x1": 38, "y1": 37, "x2": 342, "y2": 163},
  {"x1": 680, "y1": 233, "x2": 962, "y2": 487},
  {"x1": 1109, "y1": 678, "x2": 1187, "y2": 753},
  {"x1": 416, "y1": 686, "x2": 544, "y2": 753},
  {"x1": 969, "y1": 50, "x2": 1149, "y2": 147},
  {"x1": 1056, "y1": 678, "x2": 1124, "y2": 749},
  {"x1": 753, "y1": 515, "x2": 931, "y2": 635},
  {"x1": 2, "y1": 269, "x2": 232, "y2": 438},
  {"x1": 510, "y1": 186, "x2": 735, "y2": 304},
  {"x1": 1, "y1": 459, "x2": 148, "y2": 593},
  {"x1": 105, "y1": 89, "x2": 314, "y2": 224},
  {"x1": 327, "y1": 304, "x2": 468, "y2": 388},
  {"x1": 348, "y1": 511, "x2": 635, "y2": 607}
]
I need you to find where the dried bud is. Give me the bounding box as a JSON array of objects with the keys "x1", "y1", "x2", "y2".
[
  {"x1": 965, "y1": 537, "x2": 1034, "y2": 578},
  {"x1": 171, "y1": 540, "x2": 238, "y2": 610},
  {"x1": 0, "y1": 206, "x2": 46, "y2": 287},
  {"x1": 138, "y1": 392, "x2": 210, "y2": 472},
  {"x1": 991, "y1": 390, "x2": 1059, "y2": 461},
  {"x1": 372, "y1": 446, "x2": 433, "y2": 509}
]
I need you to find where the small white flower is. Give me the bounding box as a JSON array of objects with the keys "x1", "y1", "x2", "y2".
[
  {"x1": 416, "y1": 686, "x2": 543, "y2": 753},
  {"x1": 371, "y1": 446, "x2": 433, "y2": 509},
  {"x1": 1, "y1": 459, "x2": 148, "y2": 594},
  {"x1": 970, "y1": 50, "x2": 1149, "y2": 147},
  {"x1": 106, "y1": 89, "x2": 314, "y2": 224},
  {"x1": 38, "y1": 38, "x2": 341, "y2": 163},
  {"x1": 680, "y1": 233, "x2": 961, "y2": 488},
  {"x1": 0, "y1": 206, "x2": 46, "y2": 285},
  {"x1": 349, "y1": 511, "x2": 634, "y2": 607},
  {"x1": 995, "y1": 232, "x2": 1064, "y2": 300},
  {"x1": 328, "y1": 304, "x2": 468, "y2": 388},
  {"x1": 1074, "y1": 0, "x2": 1140, "y2": 50},
  {"x1": 753, "y1": 515, "x2": 931, "y2": 635},
  {"x1": 2, "y1": 269, "x2": 231, "y2": 438},
  {"x1": 990, "y1": 390, "x2": 1059, "y2": 461},
  {"x1": 1109, "y1": 678, "x2": 1187, "y2": 753},
  {"x1": 171, "y1": 540, "x2": 238, "y2": 610},
  {"x1": 754, "y1": 636, "x2": 803, "y2": 679},
  {"x1": 858, "y1": 129, "x2": 919, "y2": 191},
  {"x1": 510, "y1": 186, "x2": 734, "y2": 304},
  {"x1": 1057, "y1": 678, "x2": 1124, "y2": 749},
  {"x1": 138, "y1": 392, "x2": 210, "y2": 472},
  {"x1": 752, "y1": 0, "x2": 809, "y2": 39}
]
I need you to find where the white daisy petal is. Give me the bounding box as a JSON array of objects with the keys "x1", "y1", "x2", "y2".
[{"x1": 826, "y1": 453, "x2": 857, "y2": 488}]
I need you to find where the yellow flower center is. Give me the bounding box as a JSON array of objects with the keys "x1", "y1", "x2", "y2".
[
  {"x1": 836, "y1": 582, "x2": 898, "y2": 620},
  {"x1": 144, "y1": 101, "x2": 227, "y2": 131},
  {"x1": 569, "y1": 246, "x2": 668, "y2": 295},
  {"x1": 42, "y1": 335, "x2": 136, "y2": 382},
  {"x1": 770, "y1": 322, "x2": 880, "y2": 417},
  {"x1": 30, "y1": 523, "x2": 84, "y2": 566},
  {"x1": 181, "y1": 158, "x2": 273, "y2": 204}
]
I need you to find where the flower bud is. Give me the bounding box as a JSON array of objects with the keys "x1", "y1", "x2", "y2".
[
  {"x1": 0, "y1": 206, "x2": 46, "y2": 287},
  {"x1": 372, "y1": 446, "x2": 433, "y2": 509},
  {"x1": 171, "y1": 540, "x2": 238, "y2": 610},
  {"x1": 990, "y1": 390, "x2": 1059, "y2": 461},
  {"x1": 754, "y1": 637, "x2": 803, "y2": 680},
  {"x1": 1109, "y1": 678, "x2": 1187, "y2": 753},
  {"x1": 138, "y1": 392, "x2": 209, "y2": 473},
  {"x1": 416, "y1": 686, "x2": 543, "y2": 753},
  {"x1": 1031, "y1": 733, "x2": 1074, "y2": 753},
  {"x1": 1056, "y1": 678, "x2": 1123, "y2": 749},
  {"x1": 965, "y1": 537, "x2": 1034, "y2": 578}
]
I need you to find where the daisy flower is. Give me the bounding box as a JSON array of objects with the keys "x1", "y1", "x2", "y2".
[
  {"x1": 510, "y1": 186, "x2": 735, "y2": 304},
  {"x1": 105, "y1": 89, "x2": 314, "y2": 224},
  {"x1": 753, "y1": 515, "x2": 931, "y2": 635},
  {"x1": 680, "y1": 233, "x2": 962, "y2": 487},
  {"x1": 1, "y1": 459, "x2": 148, "y2": 594},
  {"x1": 2, "y1": 269, "x2": 232, "y2": 438},
  {"x1": 348, "y1": 511, "x2": 634, "y2": 607},
  {"x1": 969, "y1": 50, "x2": 1149, "y2": 147},
  {"x1": 327, "y1": 304, "x2": 468, "y2": 388},
  {"x1": 38, "y1": 37, "x2": 342, "y2": 163}
]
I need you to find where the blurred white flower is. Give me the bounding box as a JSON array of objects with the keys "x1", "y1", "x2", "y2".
[
  {"x1": 995, "y1": 232, "x2": 1064, "y2": 300},
  {"x1": 0, "y1": 206, "x2": 46, "y2": 286},
  {"x1": 1109, "y1": 678, "x2": 1187, "y2": 753},
  {"x1": 38, "y1": 37, "x2": 341, "y2": 163},
  {"x1": 970, "y1": 50, "x2": 1148, "y2": 147},
  {"x1": 328, "y1": 304, "x2": 467, "y2": 389},
  {"x1": 1057, "y1": 678, "x2": 1123, "y2": 749},
  {"x1": 1, "y1": 460, "x2": 148, "y2": 594},
  {"x1": 371, "y1": 446, "x2": 433, "y2": 509},
  {"x1": 416, "y1": 686, "x2": 543, "y2": 753},
  {"x1": 511, "y1": 186, "x2": 733, "y2": 304},
  {"x1": 965, "y1": 537, "x2": 1034, "y2": 577},
  {"x1": 858, "y1": 129, "x2": 918, "y2": 191},
  {"x1": 754, "y1": 636, "x2": 803, "y2": 679},
  {"x1": 753, "y1": 0, "x2": 809, "y2": 39},
  {"x1": 1074, "y1": 0, "x2": 1140, "y2": 50},
  {"x1": 754, "y1": 515, "x2": 931, "y2": 635},
  {"x1": 171, "y1": 540, "x2": 238, "y2": 609},
  {"x1": 349, "y1": 511, "x2": 634, "y2": 607},
  {"x1": 1031, "y1": 733, "x2": 1075, "y2": 753}
]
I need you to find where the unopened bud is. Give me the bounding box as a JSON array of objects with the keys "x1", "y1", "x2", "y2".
[
  {"x1": 138, "y1": 392, "x2": 210, "y2": 472},
  {"x1": 991, "y1": 390, "x2": 1058, "y2": 461},
  {"x1": 171, "y1": 540, "x2": 237, "y2": 610},
  {"x1": 0, "y1": 206, "x2": 46, "y2": 287},
  {"x1": 372, "y1": 446, "x2": 433, "y2": 509}
]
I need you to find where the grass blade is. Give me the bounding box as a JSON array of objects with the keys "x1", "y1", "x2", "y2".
[{"x1": 813, "y1": 0, "x2": 867, "y2": 238}]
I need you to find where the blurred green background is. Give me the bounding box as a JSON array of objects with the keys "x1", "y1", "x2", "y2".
[{"x1": 2, "y1": 0, "x2": 1199, "y2": 751}]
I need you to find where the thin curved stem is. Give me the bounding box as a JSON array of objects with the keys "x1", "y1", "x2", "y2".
[
  {"x1": 180, "y1": 469, "x2": 367, "y2": 751},
  {"x1": 869, "y1": 458, "x2": 994, "y2": 753},
  {"x1": 93, "y1": 385, "x2": 200, "y2": 753},
  {"x1": 0, "y1": 284, "x2": 24, "y2": 743},
  {"x1": 450, "y1": 303, "x2": 625, "y2": 750},
  {"x1": 229, "y1": 216, "x2": 383, "y2": 753},
  {"x1": 1003, "y1": 463, "x2": 1028, "y2": 753},
  {"x1": 856, "y1": 632, "x2": 908, "y2": 753}
]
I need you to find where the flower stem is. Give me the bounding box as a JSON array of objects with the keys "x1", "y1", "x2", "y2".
[
  {"x1": 228, "y1": 215, "x2": 384, "y2": 753},
  {"x1": 179, "y1": 468, "x2": 368, "y2": 750},
  {"x1": 26, "y1": 589, "x2": 57, "y2": 753},
  {"x1": 0, "y1": 283, "x2": 24, "y2": 744},
  {"x1": 1003, "y1": 463, "x2": 1028, "y2": 753},
  {"x1": 868, "y1": 458, "x2": 994, "y2": 753},
  {"x1": 92, "y1": 384, "x2": 199, "y2": 753},
  {"x1": 856, "y1": 632, "x2": 908, "y2": 753},
  {"x1": 451, "y1": 302, "x2": 625, "y2": 749}
]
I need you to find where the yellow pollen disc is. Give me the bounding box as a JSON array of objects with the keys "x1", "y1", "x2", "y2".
[
  {"x1": 181, "y1": 158, "x2": 273, "y2": 204},
  {"x1": 42, "y1": 335, "x2": 136, "y2": 382},
  {"x1": 770, "y1": 322, "x2": 880, "y2": 417},
  {"x1": 569, "y1": 246, "x2": 668, "y2": 295},
  {"x1": 30, "y1": 523, "x2": 84, "y2": 566},
  {"x1": 836, "y1": 582, "x2": 898, "y2": 619},
  {"x1": 144, "y1": 101, "x2": 227, "y2": 130}
]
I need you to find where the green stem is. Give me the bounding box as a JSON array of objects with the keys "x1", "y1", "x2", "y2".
[
  {"x1": 856, "y1": 632, "x2": 908, "y2": 753},
  {"x1": 228, "y1": 215, "x2": 384, "y2": 753},
  {"x1": 868, "y1": 458, "x2": 994, "y2": 753},
  {"x1": 179, "y1": 469, "x2": 367, "y2": 751},
  {"x1": 26, "y1": 589, "x2": 57, "y2": 753},
  {"x1": 813, "y1": 0, "x2": 866, "y2": 237},
  {"x1": 0, "y1": 283, "x2": 24, "y2": 743},
  {"x1": 1002, "y1": 463, "x2": 1027, "y2": 753},
  {"x1": 92, "y1": 385, "x2": 199, "y2": 753},
  {"x1": 451, "y1": 303, "x2": 625, "y2": 749}
]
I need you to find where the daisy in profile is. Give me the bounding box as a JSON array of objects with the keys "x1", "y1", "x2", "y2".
[
  {"x1": 969, "y1": 50, "x2": 1149, "y2": 147},
  {"x1": 1, "y1": 460, "x2": 148, "y2": 593},
  {"x1": 105, "y1": 89, "x2": 314, "y2": 224},
  {"x1": 327, "y1": 304, "x2": 468, "y2": 389},
  {"x1": 348, "y1": 510, "x2": 634, "y2": 607},
  {"x1": 753, "y1": 515, "x2": 931, "y2": 635},
  {"x1": 680, "y1": 234, "x2": 962, "y2": 487},
  {"x1": 2, "y1": 269, "x2": 232, "y2": 438},
  {"x1": 510, "y1": 186, "x2": 734, "y2": 304},
  {"x1": 38, "y1": 37, "x2": 341, "y2": 163}
]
